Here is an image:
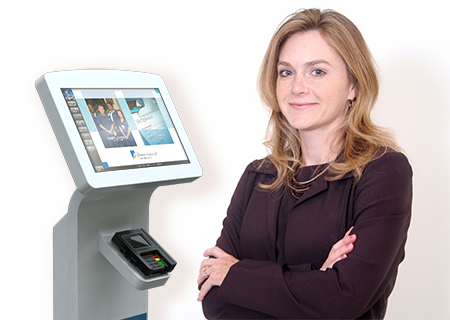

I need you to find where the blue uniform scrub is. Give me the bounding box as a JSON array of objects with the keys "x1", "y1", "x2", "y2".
[
  {"x1": 108, "y1": 109, "x2": 119, "y2": 125},
  {"x1": 97, "y1": 113, "x2": 119, "y2": 148},
  {"x1": 116, "y1": 119, "x2": 137, "y2": 147}
]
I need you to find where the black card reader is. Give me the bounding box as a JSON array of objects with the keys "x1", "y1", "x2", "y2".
[{"x1": 112, "y1": 229, "x2": 176, "y2": 277}]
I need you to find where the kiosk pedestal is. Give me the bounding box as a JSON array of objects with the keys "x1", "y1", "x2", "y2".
[{"x1": 54, "y1": 185, "x2": 168, "y2": 320}]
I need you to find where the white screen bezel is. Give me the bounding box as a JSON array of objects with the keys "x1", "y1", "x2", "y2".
[{"x1": 39, "y1": 70, "x2": 202, "y2": 191}]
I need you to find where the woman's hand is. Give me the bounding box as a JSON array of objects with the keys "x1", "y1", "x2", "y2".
[
  {"x1": 320, "y1": 227, "x2": 357, "y2": 271},
  {"x1": 197, "y1": 246, "x2": 239, "y2": 302}
]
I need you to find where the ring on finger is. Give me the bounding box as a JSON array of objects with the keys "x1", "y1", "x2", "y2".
[{"x1": 202, "y1": 266, "x2": 209, "y2": 277}]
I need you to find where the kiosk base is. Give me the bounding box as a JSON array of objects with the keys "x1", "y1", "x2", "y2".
[{"x1": 54, "y1": 186, "x2": 166, "y2": 320}]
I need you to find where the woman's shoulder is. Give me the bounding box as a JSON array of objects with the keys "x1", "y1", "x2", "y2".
[
  {"x1": 245, "y1": 157, "x2": 277, "y2": 176},
  {"x1": 370, "y1": 148, "x2": 410, "y2": 167},
  {"x1": 243, "y1": 149, "x2": 412, "y2": 181},
  {"x1": 363, "y1": 148, "x2": 412, "y2": 179}
]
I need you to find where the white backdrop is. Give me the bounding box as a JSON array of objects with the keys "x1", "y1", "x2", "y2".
[{"x1": 2, "y1": 1, "x2": 449, "y2": 319}]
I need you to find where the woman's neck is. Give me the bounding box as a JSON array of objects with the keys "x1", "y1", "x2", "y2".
[{"x1": 299, "y1": 131, "x2": 343, "y2": 166}]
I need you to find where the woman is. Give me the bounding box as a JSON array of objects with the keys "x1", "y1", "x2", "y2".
[
  {"x1": 197, "y1": 8, "x2": 412, "y2": 319},
  {"x1": 116, "y1": 110, "x2": 137, "y2": 147}
]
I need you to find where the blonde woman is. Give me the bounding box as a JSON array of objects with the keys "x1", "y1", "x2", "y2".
[{"x1": 198, "y1": 8, "x2": 412, "y2": 319}]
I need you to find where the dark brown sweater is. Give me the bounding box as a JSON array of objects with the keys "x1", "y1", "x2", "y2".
[{"x1": 202, "y1": 151, "x2": 412, "y2": 319}]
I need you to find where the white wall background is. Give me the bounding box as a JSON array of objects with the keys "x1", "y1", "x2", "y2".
[{"x1": 2, "y1": 1, "x2": 449, "y2": 319}]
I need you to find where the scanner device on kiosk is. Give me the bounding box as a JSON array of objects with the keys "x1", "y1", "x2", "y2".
[
  {"x1": 112, "y1": 228, "x2": 177, "y2": 277},
  {"x1": 36, "y1": 70, "x2": 202, "y2": 320}
]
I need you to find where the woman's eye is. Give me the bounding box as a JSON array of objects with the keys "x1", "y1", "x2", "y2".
[
  {"x1": 312, "y1": 69, "x2": 325, "y2": 76},
  {"x1": 279, "y1": 69, "x2": 293, "y2": 77}
]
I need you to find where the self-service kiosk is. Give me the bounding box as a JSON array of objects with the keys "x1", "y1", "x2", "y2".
[{"x1": 36, "y1": 70, "x2": 202, "y2": 320}]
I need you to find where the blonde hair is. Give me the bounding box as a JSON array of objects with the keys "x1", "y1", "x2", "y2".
[{"x1": 258, "y1": 8, "x2": 400, "y2": 192}]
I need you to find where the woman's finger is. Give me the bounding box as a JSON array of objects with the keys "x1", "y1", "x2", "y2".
[
  {"x1": 197, "y1": 258, "x2": 218, "y2": 284},
  {"x1": 330, "y1": 235, "x2": 357, "y2": 259},
  {"x1": 199, "y1": 257, "x2": 218, "y2": 271},
  {"x1": 203, "y1": 246, "x2": 227, "y2": 258},
  {"x1": 198, "y1": 278, "x2": 214, "y2": 301},
  {"x1": 320, "y1": 232, "x2": 357, "y2": 271}
]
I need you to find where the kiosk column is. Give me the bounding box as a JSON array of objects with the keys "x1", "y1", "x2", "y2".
[{"x1": 54, "y1": 185, "x2": 164, "y2": 320}]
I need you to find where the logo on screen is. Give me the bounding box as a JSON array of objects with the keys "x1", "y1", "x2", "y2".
[{"x1": 130, "y1": 150, "x2": 137, "y2": 160}]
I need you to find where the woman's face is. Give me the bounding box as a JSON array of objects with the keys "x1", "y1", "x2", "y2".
[{"x1": 276, "y1": 30, "x2": 356, "y2": 139}]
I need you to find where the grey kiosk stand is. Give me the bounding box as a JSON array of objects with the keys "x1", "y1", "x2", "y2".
[{"x1": 36, "y1": 70, "x2": 202, "y2": 320}]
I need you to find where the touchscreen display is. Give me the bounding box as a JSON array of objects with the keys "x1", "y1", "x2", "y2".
[{"x1": 61, "y1": 88, "x2": 189, "y2": 172}]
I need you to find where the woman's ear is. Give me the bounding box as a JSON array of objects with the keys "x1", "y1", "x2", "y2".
[{"x1": 348, "y1": 83, "x2": 357, "y2": 101}]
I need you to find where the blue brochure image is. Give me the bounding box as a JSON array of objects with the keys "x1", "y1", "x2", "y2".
[{"x1": 139, "y1": 129, "x2": 174, "y2": 145}]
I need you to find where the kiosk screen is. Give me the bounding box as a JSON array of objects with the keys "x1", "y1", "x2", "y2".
[{"x1": 61, "y1": 88, "x2": 189, "y2": 172}]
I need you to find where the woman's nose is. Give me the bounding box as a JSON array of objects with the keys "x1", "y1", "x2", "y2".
[{"x1": 292, "y1": 75, "x2": 309, "y2": 95}]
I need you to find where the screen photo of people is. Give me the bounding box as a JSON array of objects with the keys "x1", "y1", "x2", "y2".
[{"x1": 86, "y1": 98, "x2": 137, "y2": 148}]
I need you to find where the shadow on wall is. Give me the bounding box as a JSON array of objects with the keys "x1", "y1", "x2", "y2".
[{"x1": 377, "y1": 50, "x2": 450, "y2": 319}]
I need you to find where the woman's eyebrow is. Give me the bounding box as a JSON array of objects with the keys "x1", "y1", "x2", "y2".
[
  {"x1": 304, "y1": 59, "x2": 331, "y2": 67},
  {"x1": 277, "y1": 61, "x2": 292, "y2": 68},
  {"x1": 277, "y1": 59, "x2": 332, "y2": 68}
]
